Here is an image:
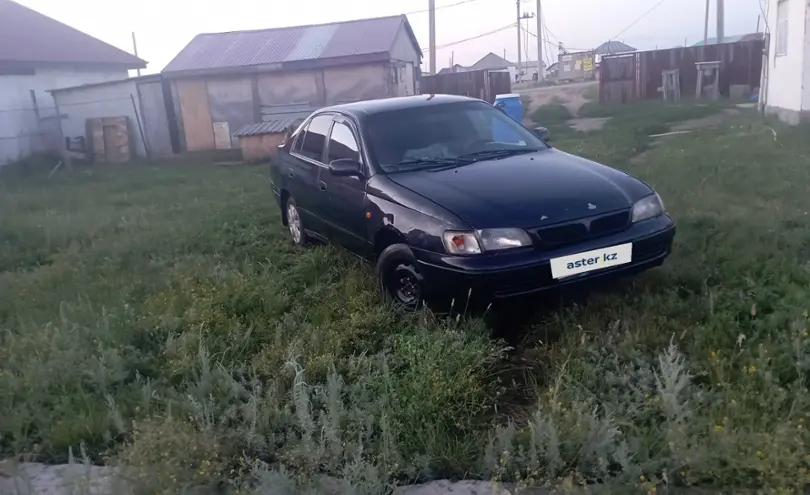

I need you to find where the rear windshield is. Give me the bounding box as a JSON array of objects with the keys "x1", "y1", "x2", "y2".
[{"x1": 366, "y1": 101, "x2": 547, "y2": 173}]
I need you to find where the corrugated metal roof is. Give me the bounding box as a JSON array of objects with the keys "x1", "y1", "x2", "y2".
[
  {"x1": 49, "y1": 74, "x2": 162, "y2": 93},
  {"x1": 234, "y1": 115, "x2": 309, "y2": 137},
  {"x1": 471, "y1": 53, "x2": 514, "y2": 70},
  {"x1": 0, "y1": 0, "x2": 146, "y2": 68},
  {"x1": 594, "y1": 41, "x2": 636, "y2": 55},
  {"x1": 163, "y1": 15, "x2": 419, "y2": 74}
]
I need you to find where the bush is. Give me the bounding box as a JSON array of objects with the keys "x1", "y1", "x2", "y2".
[
  {"x1": 117, "y1": 417, "x2": 231, "y2": 494},
  {"x1": 531, "y1": 103, "x2": 573, "y2": 127}
]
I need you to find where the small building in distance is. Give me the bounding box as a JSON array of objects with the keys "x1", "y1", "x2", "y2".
[
  {"x1": 557, "y1": 41, "x2": 636, "y2": 83},
  {"x1": 234, "y1": 114, "x2": 308, "y2": 163},
  {"x1": 437, "y1": 64, "x2": 469, "y2": 75},
  {"x1": 514, "y1": 60, "x2": 546, "y2": 83},
  {"x1": 470, "y1": 52, "x2": 516, "y2": 81},
  {"x1": 0, "y1": 0, "x2": 146, "y2": 164},
  {"x1": 161, "y1": 15, "x2": 421, "y2": 154},
  {"x1": 558, "y1": 51, "x2": 597, "y2": 82},
  {"x1": 48, "y1": 75, "x2": 177, "y2": 161}
]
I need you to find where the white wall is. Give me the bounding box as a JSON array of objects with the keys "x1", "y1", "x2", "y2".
[
  {"x1": 389, "y1": 21, "x2": 421, "y2": 94},
  {"x1": 765, "y1": 0, "x2": 807, "y2": 115},
  {"x1": 389, "y1": 24, "x2": 421, "y2": 65},
  {"x1": 0, "y1": 67, "x2": 127, "y2": 165},
  {"x1": 802, "y1": 1, "x2": 810, "y2": 111},
  {"x1": 52, "y1": 79, "x2": 148, "y2": 158}
]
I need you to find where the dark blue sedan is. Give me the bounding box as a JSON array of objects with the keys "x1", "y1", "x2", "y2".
[{"x1": 270, "y1": 95, "x2": 675, "y2": 310}]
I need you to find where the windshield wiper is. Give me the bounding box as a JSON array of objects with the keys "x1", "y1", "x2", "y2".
[
  {"x1": 426, "y1": 149, "x2": 543, "y2": 172},
  {"x1": 456, "y1": 148, "x2": 543, "y2": 161},
  {"x1": 387, "y1": 157, "x2": 472, "y2": 172}
]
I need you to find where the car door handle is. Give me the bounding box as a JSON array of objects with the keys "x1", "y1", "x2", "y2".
[
  {"x1": 288, "y1": 169, "x2": 294, "y2": 178},
  {"x1": 319, "y1": 181, "x2": 327, "y2": 191}
]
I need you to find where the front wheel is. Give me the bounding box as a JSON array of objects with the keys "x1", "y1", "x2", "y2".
[
  {"x1": 376, "y1": 244, "x2": 424, "y2": 312},
  {"x1": 285, "y1": 197, "x2": 308, "y2": 246}
]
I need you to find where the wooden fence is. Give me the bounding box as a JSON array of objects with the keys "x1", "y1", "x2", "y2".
[{"x1": 599, "y1": 39, "x2": 764, "y2": 104}]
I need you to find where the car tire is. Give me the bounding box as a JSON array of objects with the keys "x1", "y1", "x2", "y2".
[
  {"x1": 376, "y1": 243, "x2": 425, "y2": 312},
  {"x1": 285, "y1": 197, "x2": 308, "y2": 246}
]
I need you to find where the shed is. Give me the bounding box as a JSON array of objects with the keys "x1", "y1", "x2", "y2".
[
  {"x1": 49, "y1": 75, "x2": 177, "y2": 160},
  {"x1": 234, "y1": 115, "x2": 307, "y2": 162},
  {"x1": 162, "y1": 15, "x2": 421, "y2": 154},
  {"x1": 558, "y1": 51, "x2": 596, "y2": 82}
]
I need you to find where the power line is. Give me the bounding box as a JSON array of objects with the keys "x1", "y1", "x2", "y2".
[
  {"x1": 422, "y1": 22, "x2": 516, "y2": 52},
  {"x1": 609, "y1": 0, "x2": 670, "y2": 41},
  {"x1": 540, "y1": 26, "x2": 556, "y2": 66},
  {"x1": 543, "y1": 23, "x2": 560, "y2": 43},
  {"x1": 521, "y1": 25, "x2": 554, "y2": 65},
  {"x1": 405, "y1": 0, "x2": 479, "y2": 15},
  {"x1": 523, "y1": 27, "x2": 591, "y2": 52}
]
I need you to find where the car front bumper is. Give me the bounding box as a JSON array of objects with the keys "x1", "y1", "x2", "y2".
[{"x1": 413, "y1": 214, "x2": 676, "y2": 300}]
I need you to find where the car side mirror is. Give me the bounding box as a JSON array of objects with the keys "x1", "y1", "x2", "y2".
[
  {"x1": 532, "y1": 126, "x2": 551, "y2": 142},
  {"x1": 329, "y1": 158, "x2": 364, "y2": 177}
]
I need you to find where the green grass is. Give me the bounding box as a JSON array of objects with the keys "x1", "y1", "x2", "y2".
[{"x1": 2, "y1": 104, "x2": 810, "y2": 493}]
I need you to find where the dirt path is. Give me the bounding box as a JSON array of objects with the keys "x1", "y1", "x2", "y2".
[{"x1": 518, "y1": 81, "x2": 598, "y2": 116}]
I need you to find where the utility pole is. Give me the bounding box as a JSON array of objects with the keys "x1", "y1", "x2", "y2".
[
  {"x1": 703, "y1": 0, "x2": 710, "y2": 47},
  {"x1": 516, "y1": 0, "x2": 522, "y2": 70},
  {"x1": 429, "y1": 0, "x2": 436, "y2": 74},
  {"x1": 132, "y1": 32, "x2": 141, "y2": 76},
  {"x1": 536, "y1": 0, "x2": 544, "y2": 81},
  {"x1": 517, "y1": 10, "x2": 534, "y2": 83},
  {"x1": 717, "y1": 0, "x2": 725, "y2": 44}
]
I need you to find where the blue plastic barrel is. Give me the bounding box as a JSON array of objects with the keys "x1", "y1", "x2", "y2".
[{"x1": 493, "y1": 93, "x2": 523, "y2": 122}]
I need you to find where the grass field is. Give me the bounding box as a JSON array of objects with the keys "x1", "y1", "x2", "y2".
[{"x1": 2, "y1": 104, "x2": 810, "y2": 493}]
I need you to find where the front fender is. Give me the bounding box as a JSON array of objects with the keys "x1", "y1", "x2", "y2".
[{"x1": 365, "y1": 175, "x2": 468, "y2": 253}]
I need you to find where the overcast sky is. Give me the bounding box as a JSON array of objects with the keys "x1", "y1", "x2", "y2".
[{"x1": 19, "y1": 0, "x2": 764, "y2": 72}]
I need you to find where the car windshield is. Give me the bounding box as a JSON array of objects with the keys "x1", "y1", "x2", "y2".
[{"x1": 366, "y1": 101, "x2": 548, "y2": 173}]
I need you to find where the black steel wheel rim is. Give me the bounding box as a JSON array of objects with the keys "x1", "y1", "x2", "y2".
[{"x1": 387, "y1": 262, "x2": 422, "y2": 309}]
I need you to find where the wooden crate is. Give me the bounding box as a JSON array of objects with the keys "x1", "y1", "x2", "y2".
[{"x1": 87, "y1": 116, "x2": 132, "y2": 163}]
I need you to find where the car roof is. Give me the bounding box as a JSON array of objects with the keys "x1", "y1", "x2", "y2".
[{"x1": 319, "y1": 94, "x2": 486, "y2": 117}]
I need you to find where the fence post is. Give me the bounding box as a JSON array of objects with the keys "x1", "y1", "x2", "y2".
[
  {"x1": 130, "y1": 94, "x2": 150, "y2": 160},
  {"x1": 50, "y1": 95, "x2": 72, "y2": 171}
]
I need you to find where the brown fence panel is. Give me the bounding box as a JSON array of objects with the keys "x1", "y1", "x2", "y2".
[
  {"x1": 487, "y1": 71, "x2": 512, "y2": 102},
  {"x1": 601, "y1": 39, "x2": 763, "y2": 103},
  {"x1": 421, "y1": 69, "x2": 511, "y2": 103},
  {"x1": 600, "y1": 54, "x2": 637, "y2": 104}
]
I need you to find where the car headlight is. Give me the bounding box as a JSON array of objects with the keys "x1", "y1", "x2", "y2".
[
  {"x1": 443, "y1": 228, "x2": 532, "y2": 255},
  {"x1": 632, "y1": 193, "x2": 665, "y2": 223}
]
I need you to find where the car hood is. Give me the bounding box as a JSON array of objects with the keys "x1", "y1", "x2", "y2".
[{"x1": 387, "y1": 149, "x2": 653, "y2": 229}]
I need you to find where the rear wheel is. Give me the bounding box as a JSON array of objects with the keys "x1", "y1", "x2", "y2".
[
  {"x1": 376, "y1": 244, "x2": 424, "y2": 311},
  {"x1": 285, "y1": 197, "x2": 308, "y2": 246}
]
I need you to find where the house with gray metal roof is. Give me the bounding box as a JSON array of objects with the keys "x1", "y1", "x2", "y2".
[
  {"x1": 161, "y1": 15, "x2": 421, "y2": 153},
  {"x1": 0, "y1": 0, "x2": 146, "y2": 165}
]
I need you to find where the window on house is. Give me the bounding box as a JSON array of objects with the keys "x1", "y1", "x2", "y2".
[{"x1": 776, "y1": 0, "x2": 789, "y2": 56}]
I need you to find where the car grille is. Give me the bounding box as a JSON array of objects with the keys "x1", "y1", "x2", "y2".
[{"x1": 532, "y1": 210, "x2": 631, "y2": 249}]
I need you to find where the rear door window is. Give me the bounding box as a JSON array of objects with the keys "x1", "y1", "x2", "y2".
[
  {"x1": 298, "y1": 115, "x2": 333, "y2": 163},
  {"x1": 292, "y1": 127, "x2": 306, "y2": 154}
]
